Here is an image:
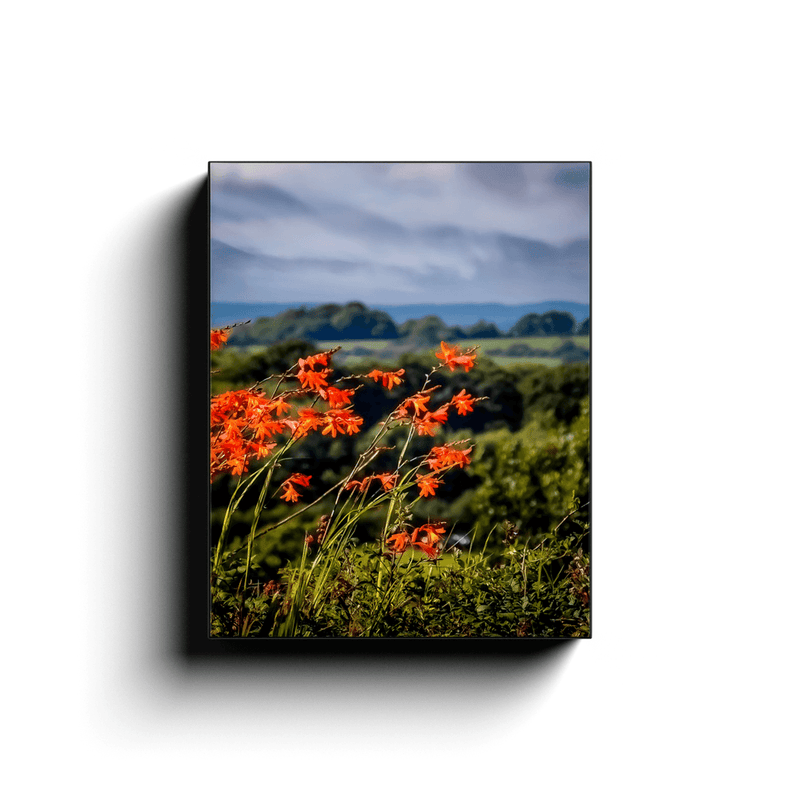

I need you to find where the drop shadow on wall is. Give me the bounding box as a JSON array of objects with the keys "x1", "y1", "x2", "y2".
[{"x1": 161, "y1": 175, "x2": 579, "y2": 685}]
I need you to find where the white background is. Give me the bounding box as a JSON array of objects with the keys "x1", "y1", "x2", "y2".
[{"x1": 4, "y1": 2, "x2": 798, "y2": 798}]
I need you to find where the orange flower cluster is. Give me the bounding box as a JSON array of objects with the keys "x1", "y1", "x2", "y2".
[
  {"x1": 318, "y1": 385, "x2": 356, "y2": 408},
  {"x1": 426, "y1": 443, "x2": 473, "y2": 471},
  {"x1": 435, "y1": 341, "x2": 476, "y2": 372},
  {"x1": 386, "y1": 523, "x2": 447, "y2": 559},
  {"x1": 280, "y1": 473, "x2": 312, "y2": 503},
  {"x1": 297, "y1": 352, "x2": 333, "y2": 391},
  {"x1": 392, "y1": 382, "x2": 477, "y2": 438},
  {"x1": 413, "y1": 443, "x2": 474, "y2": 498},
  {"x1": 210, "y1": 328, "x2": 230, "y2": 350},
  {"x1": 345, "y1": 472, "x2": 398, "y2": 493},
  {"x1": 210, "y1": 389, "x2": 290, "y2": 479},
  {"x1": 412, "y1": 404, "x2": 450, "y2": 436},
  {"x1": 367, "y1": 368, "x2": 405, "y2": 389},
  {"x1": 210, "y1": 335, "x2": 367, "y2": 481}
]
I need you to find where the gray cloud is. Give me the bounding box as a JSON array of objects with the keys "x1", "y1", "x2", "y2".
[{"x1": 210, "y1": 162, "x2": 589, "y2": 305}]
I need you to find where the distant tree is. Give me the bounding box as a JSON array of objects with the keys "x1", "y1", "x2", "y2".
[
  {"x1": 227, "y1": 302, "x2": 399, "y2": 344},
  {"x1": 509, "y1": 313, "x2": 544, "y2": 336},
  {"x1": 540, "y1": 311, "x2": 575, "y2": 335},
  {"x1": 577, "y1": 317, "x2": 590, "y2": 335},
  {"x1": 399, "y1": 315, "x2": 455, "y2": 345},
  {"x1": 463, "y1": 319, "x2": 502, "y2": 338},
  {"x1": 331, "y1": 303, "x2": 399, "y2": 339},
  {"x1": 510, "y1": 310, "x2": 577, "y2": 337}
]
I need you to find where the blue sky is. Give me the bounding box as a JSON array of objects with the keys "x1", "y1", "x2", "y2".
[{"x1": 210, "y1": 162, "x2": 589, "y2": 306}]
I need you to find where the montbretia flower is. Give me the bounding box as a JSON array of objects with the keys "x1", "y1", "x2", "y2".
[
  {"x1": 386, "y1": 530, "x2": 411, "y2": 553},
  {"x1": 435, "y1": 341, "x2": 476, "y2": 372},
  {"x1": 297, "y1": 352, "x2": 333, "y2": 391},
  {"x1": 280, "y1": 473, "x2": 312, "y2": 503},
  {"x1": 410, "y1": 541, "x2": 439, "y2": 559},
  {"x1": 210, "y1": 328, "x2": 230, "y2": 351},
  {"x1": 416, "y1": 473, "x2": 443, "y2": 498},
  {"x1": 408, "y1": 524, "x2": 447, "y2": 559},
  {"x1": 298, "y1": 352, "x2": 331, "y2": 370},
  {"x1": 426, "y1": 444, "x2": 473, "y2": 472},
  {"x1": 271, "y1": 396, "x2": 292, "y2": 416},
  {"x1": 210, "y1": 388, "x2": 290, "y2": 480},
  {"x1": 319, "y1": 385, "x2": 356, "y2": 409},
  {"x1": 374, "y1": 472, "x2": 397, "y2": 492},
  {"x1": 346, "y1": 472, "x2": 397, "y2": 494},
  {"x1": 413, "y1": 403, "x2": 449, "y2": 436},
  {"x1": 412, "y1": 522, "x2": 446, "y2": 546},
  {"x1": 366, "y1": 368, "x2": 405, "y2": 389},
  {"x1": 451, "y1": 389, "x2": 476, "y2": 416},
  {"x1": 321, "y1": 408, "x2": 363, "y2": 438},
  {"x1": 298, "y1": 365, "x2": 332, "y2": 392},
  {"x1": 401, "y1": 392, "x2": 430, "y2": 418}
]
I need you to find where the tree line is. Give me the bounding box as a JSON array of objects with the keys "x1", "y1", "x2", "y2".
[{"x1": 228, "y1": 302, "x2": 590, "y2": 345}]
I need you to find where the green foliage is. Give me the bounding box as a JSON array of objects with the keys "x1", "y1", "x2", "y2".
[
  {"x1": 209, "y1": 340, "x2": 590, "y2": 638},
  {"x1": 398, "y1": 315, "x2": 464, "y2": 344},
  {"x1": 223, "y1": 301, "x2": 584, "y2": 348},
  {"x1": 229, "y1": 302, "x2": 400, "y2": 344},
  {"x1": 462, "y1": 397, "x2": 589, "y2": 546},
  {"x1": 212, "y1": 516, "x2": 590, "y2": 638},
  {"x1": 462, "y1": 319, "x2": 502, "y2": 338},
  {"x1": 509, "y1": 310, "x2": 576, "y2": 336}
]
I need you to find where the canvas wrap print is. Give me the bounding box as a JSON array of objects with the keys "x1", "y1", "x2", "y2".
[{"x1": 209, "y1": 162, "x2": 590, "y2": 638}]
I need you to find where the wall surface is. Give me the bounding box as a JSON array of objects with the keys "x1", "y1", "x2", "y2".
[{"x1": 5, "y1": 3, "x2": 797, "y2": 798}]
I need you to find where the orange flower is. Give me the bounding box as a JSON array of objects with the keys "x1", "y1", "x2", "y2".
[
  {"x1": 435, "y1": 340, "x2": 458, "y2": 363},
  {"x1": 296, "y1": 352, "x2": 333, "y2": 391},
  {"x1": 287, "y1": 473, "x2": 312, "y2": 488},
  {"x1": 416, "y1": 473, "x2": 443, "y2": 498},
  {"x1": 251, "y1": 413, "x2": 286, "y2": 440},
  {"x1": 249, "y1": 440, "x2": 277, "y2": 459},
  {"x1": 435, "y1": 341, "x2": 476, "y2": 372},
  {"x1": 284, "y1": 407, "x2": 327, "y2": 438},
  {"x1": 270, "y1": 396, "x2": 292, "y2": 416},
  {"x1": 366, "y1": 369, "x2": 405, "y2": 389},
  {"x1": 298, "y1": 365, "x2": 332, "y2": 391},
  {"x1": 452, "y1": 353, "x2": 476, "y2": 372},
  {"x1": 319, "y1": 385, "x2": 356, "y2": 408},
  {"x1": 280, "y1": 482, "x2": 301, "y2": 503},
  {"x1": 321, "y1": 409, "x2": 363, "y2": 438},
  {"x1": 375, "y1": 472, "x2": 397, "y2": 492},
  {"x1": 280, "y1": 473, "x2": 312, "y2": 503},
  {"x1": 411, "y1": 541, "x2": 440, "y2": 559},
  {"x1": 386, "y1": 531, "x2": 411, "y2": 553},
  {"x1": 426, "y1": 444, "x2": 473, "y2": 472},
  {"x1": 402, "y1": 393, "x2": 430, "y2": 417},
  {"x1": 408, "y1": 523, "x2": 447, "y2": 559},
  {"x1": 428, "y1": 404, "x2": 450, "y2": 424},
  {"x1": 451, "y1": 389, "x2": 476, "y2": 416},
  {"x1": 210, "y1": 328, "x2": 229, "y2": 350},
  {"x1": 210, "y1": 388, "x2": 289, "y2": 480},
  {"x1": 298, "y1": 352, "x2": 331, "y2": 370},
  {"x1": 413, "y1": 412, "x2": 440, "y2": 437},
  {"x1": 411, "y1": 522, "x2": 447, "y2": 546},
  {"x1": 346, "y1": 471, "x2": 395, "y2": 494}
]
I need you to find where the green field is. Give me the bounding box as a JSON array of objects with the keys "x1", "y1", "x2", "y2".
[
  {"x1": 241, "y1": 335, "x2": 589, "y2": 367},
  {"x1": 318, "y1": 335, "x2": 588, "y2": 351},
  {"x1": 316, "y1": 335, "x2": 589, "y2": 367}
]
